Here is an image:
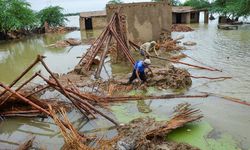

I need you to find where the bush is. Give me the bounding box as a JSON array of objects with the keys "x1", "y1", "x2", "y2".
[
  {"x1": 37, "y1": 6, "x2": 68, "y2": 28},
  {"x1": 0, "y1": 0, "x2": 37, "y2": 32}
]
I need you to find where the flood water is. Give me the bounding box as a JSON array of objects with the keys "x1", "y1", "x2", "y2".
[{"x1": 0, "y1": 18, "x2": 250, "y2": 149}]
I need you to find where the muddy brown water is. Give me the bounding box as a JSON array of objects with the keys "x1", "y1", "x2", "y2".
[{"x1": 0, "y1": 19, "x2": 250, "y2": 149}]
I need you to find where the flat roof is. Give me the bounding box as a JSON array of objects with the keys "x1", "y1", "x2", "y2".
[
  {"x1": 172, "y1": 6, "x2": 207, "y2": 13},
  {"x1": 80, "y1": 10, "x2": 106, "y2": 18},
  {"x1": 172, "y1": 6, "x2": 195, "y2": 13}
]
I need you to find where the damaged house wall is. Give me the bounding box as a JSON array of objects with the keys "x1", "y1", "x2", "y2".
[
  {"x1": 79, "y1": 10, "x2": 107, "y2": 30},
  {"x1": 106, "y1": 1, "x2": 172, "y2": 42}
]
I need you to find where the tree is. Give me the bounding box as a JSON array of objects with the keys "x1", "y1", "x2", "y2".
[
  {"x1": 0, "y1": 0, "x2": 37, "y2": 33},
  {"x1": 37, "y1": 6, "x2": 68, "y2": 27},
  {"x1": 108, "y1": 0, "x2": 123, "y2": 4},
  {"x1": 183, "y1": 0, "x2": 211, "y2": 9},
  {"x1": 210, "y1": 0, "x2": 250, "y2": 19}
]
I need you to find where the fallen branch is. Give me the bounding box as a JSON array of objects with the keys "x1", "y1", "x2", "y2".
[
  {"x1": 181, "y1": 52, "x2": 222, "y2": 72},
  {"x1": 189, "y1": 75, "x2": 232, "y2": 80},
  {"x1": 99, "y1": 94, "x2": 209, "y2": 102},
  {"x1": 151, "y1": 55, "x2": 220, "y2": 71},
  {"x1": 202, "y1": 91, "x2": 250, "y2": 107}
]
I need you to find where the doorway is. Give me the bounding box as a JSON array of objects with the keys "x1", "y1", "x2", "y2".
[
  {"x1": 85, "y1": 18, "x2": 93, "y2": 30},
  {"x1": 176, "y1": 13, "x2": 182, "y2": 23}
]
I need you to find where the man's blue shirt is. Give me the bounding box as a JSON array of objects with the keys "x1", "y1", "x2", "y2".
[{"x1": 134, "y1": 60, "x2": 146, "y2": 73}]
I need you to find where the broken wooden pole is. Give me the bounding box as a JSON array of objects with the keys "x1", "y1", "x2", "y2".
[
  {"x1": 25, "y1": 85, "x2": 50, "y2": 98},
  {"x1": 78, "y1": 12, "x2": 117, "y2": 66},
  {"x1": 110, "y1": 27, "x2": 135, "y2": 66},
  {"x1": 68, "y1": 92, "x2": 119, "y2": 126},
  {"x1": 37, "y1": 73, "x2": 119, "y2": 125},
  {"x1": 0, "y1": 56, "x2": 40, "y2": 98},
  {"x1": 0, "y1": 83, "x2": 50, "y2": 116},
  {"x1": 150, "y1": 55, "x2": 219, "y2": 71},
  {"x1": 201, "y1": 92, "x2": 250, "y2": 107},
  {"x1": 100, "y1": 94, "x2": 209, "y2": 102},
  {"x1": 95, "y1": 33, "x2": 112, "y2": 79},
  {"x1": 189, "y1": 75, "x2": 232, "y2": 80},
  {"x1": 0, "y1": 73, "x2": 39, "y2": 106},
  {"x1": 36, "y1": 73, "x2": 90, "y2": 118},
  {"x1": 180, "y1": 52, "x2": 222, "y2": 72}
]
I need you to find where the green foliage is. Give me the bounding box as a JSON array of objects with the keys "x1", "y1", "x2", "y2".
[
  {"x1": 108, "y1": 0, "x2": 123, "y2": 4},
  {"x1": 183, "y1": 0, "x2": 211, "y2": 9},
  {"x1": 37, "y1": 6, "x2": 68, "y2": 27},
  {"x1": 0, "y1": 0, "x2": 37, "y2": 32},
  {"x1": 211, "y1": 0, "x2": 250, "y2": 18}
]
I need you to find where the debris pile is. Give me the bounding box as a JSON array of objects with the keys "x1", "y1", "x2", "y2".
[
  {"x1": 47, "y1": 38, "x2": 82, "y2": 48},
  {"x1": 147, "y1": 66, "x2": 192, "y2": 89},
  {"x1": 49, "y1": 103, "x2": 202, "y2": 150},
  {"x1": 159, "y1": 38, "x2": 184, "y2": 51},
  {"x1": 44, "y1": 21, "x2": 79, "y2": 33},
  {"x1": 0, "y1": 55, "x2": 118, "y2": 126},
  {"x1": 172, "y1": 24, "x2": 194, "y2": 32},
  {"x1": 113, "y1": 103, "x2": 202, "y2": 150},
  {"x1": 49, "y1": 106, "x2": 89, "y2": 150},
  {"x1": 110, "y1": 65, "x2": 192, "y2": 90}
]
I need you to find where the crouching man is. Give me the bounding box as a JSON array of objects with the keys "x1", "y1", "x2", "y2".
[{"x1": 128, "y1": 59, "x2": 152, "y2": 84}]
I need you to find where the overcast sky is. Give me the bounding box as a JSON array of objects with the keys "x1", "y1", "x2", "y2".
[{"x1": 26, "y1": 0, "x2": 186, "y2": 13}]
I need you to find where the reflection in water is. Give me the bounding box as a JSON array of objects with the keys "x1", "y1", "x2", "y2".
[{"x1": 137, "y1": 100, "x2": 152, "y2": 113}]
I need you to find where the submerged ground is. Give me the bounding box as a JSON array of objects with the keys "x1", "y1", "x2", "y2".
[{"x1": 0, "y1": 18, "x2": 250, "y2": 149}]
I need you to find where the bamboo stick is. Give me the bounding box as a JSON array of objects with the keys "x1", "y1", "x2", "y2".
[
  {"x1": 110, "y1": 26, "x2": 135, "y2": 65},
  {"x1": 201, "y1": 92, "x2": 250, "y2": 107},
  {"x1": 150, "y1": 55, "x2": 219, "y2": 71},
  {"x1": 25, "y1": 85, "x2": 50, "y2": 98},
  {"x1": 36, "y1": 73, "x2": 118, "y2": 125},
  {"x1": 181, "y1": 52, "x2": 222, "y2": 72},
  {"x1": 100, "y1": 94, "x2": 209, "y2": 102},
  {"x1": 189, "y1": 75, "x2": 232, "y2": 80},
  {"x1": 95, "y1": 33, "x2": 112, "y2": 79},
  {"x1": 0, "y1": 73, "x2": 38, "y2": 106},
  {"x1": 0, "y1": 83, "x2": 50, "y2": 116},
  {"x1": 0, "y1": 56, "x2": 40, "y2": 98}
]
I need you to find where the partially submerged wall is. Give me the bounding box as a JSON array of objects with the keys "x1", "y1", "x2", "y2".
[{"x1": 106, "y1": 1, "x2": 172, "y2": 42}]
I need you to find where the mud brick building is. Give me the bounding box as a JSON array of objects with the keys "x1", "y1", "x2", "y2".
[
  {"x1": 79, "y1": 1, "x2": 172, "y2": 42},
  {"x1": 172, "y1": 6, "x2": 208, "y2": 24}
]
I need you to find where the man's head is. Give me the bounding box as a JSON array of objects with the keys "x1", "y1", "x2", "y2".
[
  {"x1": 150, "y1": 41, "x2": 157, "y2": 46},
  {"x1": 143, "y1": 59, "x2": 151, "y2": 66}
]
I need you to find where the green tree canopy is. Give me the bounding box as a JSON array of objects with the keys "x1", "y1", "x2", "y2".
[
  {"x1": 108, "y1": 0, "x2": 123, "y2": 4},
  {"x1": 37, "y1": 6, "x2": 68, "y2": 27},
  {"x1": 210, "y1": 0, "x2": 250, "y2": 19},
  {"x1": 0, "y1": 0, "x2": 37, "y2": 32},
  {"x1": 183, "y1": 0, "x2": 211, "y2": 9}
]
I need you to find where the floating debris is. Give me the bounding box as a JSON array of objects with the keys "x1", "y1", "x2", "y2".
[{"x1": 172, "y1": 24, "x2": 194, "y2": 32}]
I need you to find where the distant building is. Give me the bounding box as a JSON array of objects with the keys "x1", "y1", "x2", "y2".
[
  {"x1": 79, "y1": 10, "x2": 107, "y2": 30},
  {"x1": 172, "y1": 6, "x2": 208, "y2": 24}
]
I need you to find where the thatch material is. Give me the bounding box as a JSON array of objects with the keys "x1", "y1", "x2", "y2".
[{"x1": 48, "y1": 105, "x2": 91, "y2": 150}]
